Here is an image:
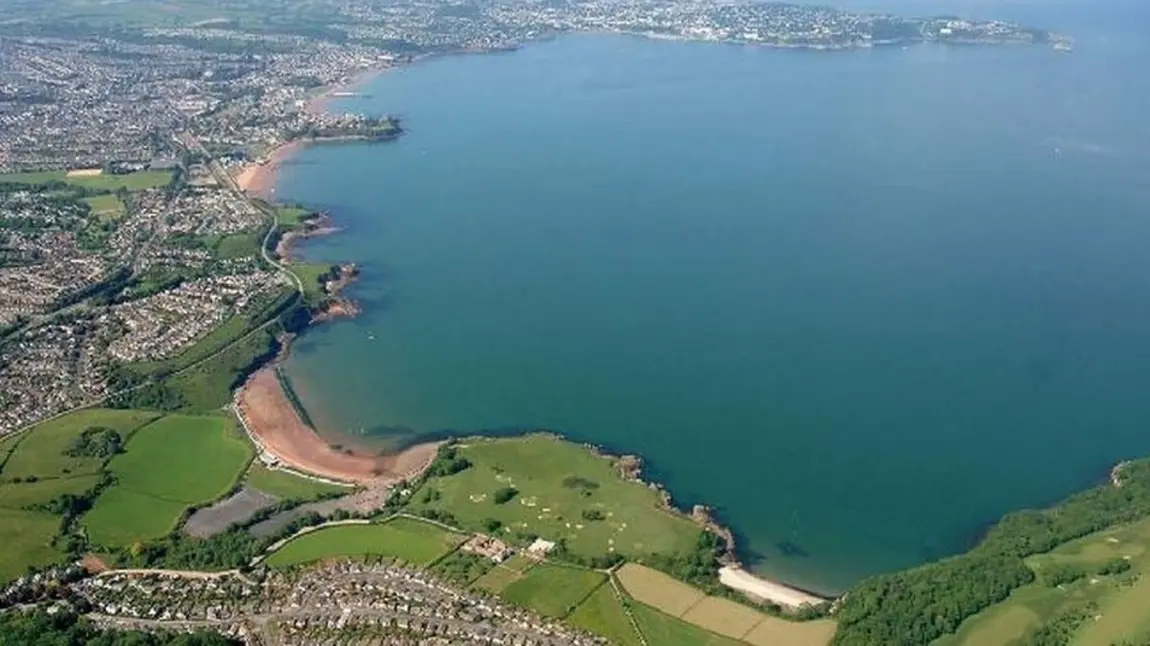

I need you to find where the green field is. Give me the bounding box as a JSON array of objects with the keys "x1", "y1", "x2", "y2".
[
  {"x1": 214, "y1": 229, "x2": 265, "y2": 259},
  {"x1": 289, "y1": 262, "x2": 330, "y2": 305},
  {"x1": 83, "y1": 194, "x2": 126, "y2": 220},
  {"x1": 935, "y1": 515, "x2": 1150, "y2": 646},
  {"x1": 630, "y1": 602, "x2": 746, "y2": 646},
  {"x1": 245, "y1": 462, "x2": 350, "y2": 501},
  {"x1": 0, "y1": 169, "x2": 171, "y2": 191},
  {"x1": 265, "y1": 518, "x2": 464, "y2": 568},
  {"x1": 407, "y1": 435, "x2": 702, "y2": 561},
  {"x1": 0, "y1": 432, "x2": 23, "y2": 467},
  {"x1": 500, "y1": 562, "x2": 607, "y2": 619},
  {"x1": 0, "y1": 509, "x2": 64, "y2": 582},
  {"x1": 472, "y1": 562, "x2": 524, "y2": 593},
  {"x1": 83, "y1": 415, "x2": 253, "y2": 545},
  {"x1": 82, "y1": 488, "x2": 190, "y2": 547},
  {"x1": 570, "y1": 582, "x2": 644, "y2": 646},
  {"x1": 0, "y1": 475, "x2": 101, "y2": 509},
  {"x1": 0, "y1": 409, "x2": 160, "y2": 480},
  {"x1": 275, "y1": 206, "x2": 312, "y2": 226}
]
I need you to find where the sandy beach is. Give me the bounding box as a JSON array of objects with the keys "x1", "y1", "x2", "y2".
[
  {"x1": 232, "y1": 63, "x2": 393, "y2": 198},
  {"x1": 236, "y1": 368, "x2": 440, "y2": 485},
  {"x1": 718, "y1": 566, "x2": 827, "y2": 609},
  {"x1": 234, "y1": 140, "x2": 305, "y2": 197}
]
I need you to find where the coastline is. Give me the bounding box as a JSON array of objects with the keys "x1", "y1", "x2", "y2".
[
  {"x1": 233, "y1": 62, "x2": 397, "y2": 199},
  {"x1": 233, "y1": 47, "x2": 830, "y2": 612},
  {"x1": 235, "y1": 367, "x2": 441, "y2": 485}
]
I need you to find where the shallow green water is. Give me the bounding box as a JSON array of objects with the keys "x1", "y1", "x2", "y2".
[{"x1": 277, "y1": 18, "x2": 1150, "y2": 593}]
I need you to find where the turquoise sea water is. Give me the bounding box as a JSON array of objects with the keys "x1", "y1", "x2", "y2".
[{"x1": 276, "y1": 9, "x2": 1150, "y2": 594}]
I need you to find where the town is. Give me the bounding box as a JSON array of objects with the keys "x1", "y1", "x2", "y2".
[{"x1": 0, "y1": 1, "x2": 1073, "y2": 645}]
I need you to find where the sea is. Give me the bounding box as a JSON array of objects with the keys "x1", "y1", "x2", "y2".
[{"x1": 272, "y1": 1, "x2": 1150, "y2": 594}]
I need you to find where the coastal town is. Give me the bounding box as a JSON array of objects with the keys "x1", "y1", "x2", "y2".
[
  {"x1": 0, "y1": 0, "x2": 1097, "y2": 645},
  {"x1": 0, "y1": 0, "x2": 1069, "y2": 435}
]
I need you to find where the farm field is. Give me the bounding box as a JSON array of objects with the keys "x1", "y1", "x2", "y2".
[
  {"x1": 0, "y1": 409, "x2": 159, "y2": 480},
  {"x1": 630, "y1": 602, "x2": 745, "y2": 646},
  {"x1": 0, "y1": 475, "x2": 101, "y2": 509},
  {"x1": 471, "y1": 562, "x2": 523, "y2": 593},
  {"x1": 83, "y1": 414, "x2": 253, "y2": 545},
  {"x1": 617, "y1": 563, "x2": 834, "y2": 646},
  {"x1": 934, "y1": 515, "x2": 1150, "y2": 646},
  {"x1": 265, "y1": 517, "x2": 463, "y2": 568},
  {"x1": 569, "y1": 582, "x2": 643, "y2": 646},
  {"x1": 617, "y1": 563, "x2": 704, "y2": 617},
  {"x1": 406, "y1": 435, "x2": 701, "y2": 561},
  {"x1": 499, "y1": 563, "x2": 607, "y2": 619},
  {"x1": 0, "y1": 509, "x2": 63, "y2": 582},
  {"x1": 83, "y1": 488, "x2": 189, "y2": 546},
  {"x1": 245, "y1": 462, "x2": 350, "y2": 501}
]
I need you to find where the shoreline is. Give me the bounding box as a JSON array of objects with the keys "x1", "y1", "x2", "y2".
[
  {"x1": 233, "y1": 62, "x2": 398, "y2": 199},
  {"x1": 235, "y1": 366, "x2": 441, "y2": 485},
  {"x1": 234, "y1": 45, "x2": 831, "y2": 611}
]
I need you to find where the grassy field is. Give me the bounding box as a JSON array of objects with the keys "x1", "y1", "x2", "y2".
[
  {"x1": 214, "y1": 229, "x2": 265, "y2": 259},
  {"x1": 83, "y1": 415, "x2": 253, "y2": 546},
  {"x1": 569, "y1": 582, "x2": 644, "y2": 646},
  {"x1": 0, "y1": 409, "x2": 160, "y2": 480},
  {"x1": 407, "y1": 435, "x2": 702, "y2": 561},
  {"x1": 0, "y1": 169, "x2": 171, "y2": 191},
  {"x1": 0, "y1": 509, "x2": 64, "y2": 582},
  {"x1": 0, "y1": 475, "x2": 101, "y2": 509},
  {"x1": 265, "y1": 517, "x2": 463, "y2": 568},
  {"x1": 630, "y1": 602, "x2": 746, "y2": 646},
  {"x1": 275, "y1": 206, "x2": 312, "y2": 226},
  {"x1": 245, "y1": 462, "x2": 350, "y2": 501},
  {"x1": 83, "y1": 194, "x2": 126, "y2": 220},
  {"x1": 935, "y1": 515, "x2": 1150, "y2": 646},
  {"x1": 0, "y1": 432, "x2": 24, "y2": 466},
  {"x1": 82, "y1": 488, "x2": 189, "y2": 547},
  {"x1": 742, "y1": 613, "x2": 838, "y2": 646},
  {"x1": 289, "y1": 262, "x2": 330, "y2": 305},
  {"x1": 472, "y1": 562, "x2": 524, "y2": 593},
  {"x1": 500, "y1": 562, "x2": 607, "y2": 619}
]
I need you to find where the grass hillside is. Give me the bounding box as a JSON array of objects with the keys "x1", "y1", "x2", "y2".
[{"x1": 405, "y1": 435, "x2": 702, "y2": 562}]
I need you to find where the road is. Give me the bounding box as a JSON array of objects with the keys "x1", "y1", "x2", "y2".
[{"x1": 178, "y1": 132, "x2": 304, "y2": 295}]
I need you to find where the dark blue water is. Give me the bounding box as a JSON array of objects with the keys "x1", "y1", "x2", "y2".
[{"x1": 275, "y1": 9, "x2": 1150, "y2": 593}]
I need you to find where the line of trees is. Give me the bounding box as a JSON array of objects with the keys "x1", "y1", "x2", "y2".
[{"x1": 832, "y1": 459, "x2": 1150, "y2": 646}]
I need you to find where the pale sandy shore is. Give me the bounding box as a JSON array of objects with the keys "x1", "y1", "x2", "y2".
[
  {"x1": 236, "y1": 368, "x2": 440, "y2": 485},
  {"x1": 719, "y1": 566, "x2": 828, "y2": 609},
  {"x1": 234, "y1": 140, "x2": 305, "y2": 197}
]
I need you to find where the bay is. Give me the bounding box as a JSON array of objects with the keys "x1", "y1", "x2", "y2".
[{"x1": 275, "y1": 13, "x2": 1150, "y2": 593}]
